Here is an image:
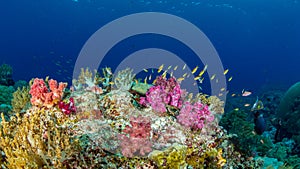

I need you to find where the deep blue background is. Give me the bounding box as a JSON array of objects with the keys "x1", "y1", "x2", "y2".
[{"x1": 0, "y1": 0, "x2": 299, "y2": 94}]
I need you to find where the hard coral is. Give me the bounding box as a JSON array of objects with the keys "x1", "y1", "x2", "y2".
[
  {"x1": 11, "y1": 86, "x2": 31, "y2": 114},
  {"x1": 114, "y1": 68, "x2": 135, "y2": 91},
  {"x1": 0, "y1": 106, "x2": 79, "y2": 168},
  {"x1": 29, "y1": 78, "x2": 67, "y2": 108}
]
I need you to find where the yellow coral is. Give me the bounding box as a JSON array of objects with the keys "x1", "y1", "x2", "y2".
[
  {"x1": 11, "y1": 86, "x2": 31, "y2": 114},
  {"x1": 149, "y1": 143, "x2": 187, "y2": 169},
  {"x1": 0, "y1": 106, "x2": 79, "y2": 168},
  {"x1": 196, "y1": 93, "x2": 211, "y2": 105},
  {"x1": 217, "y1": 148, "x2": 226, "y2": 167}
]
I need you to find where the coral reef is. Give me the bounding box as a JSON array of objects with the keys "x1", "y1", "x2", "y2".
[
  {"x1": 0, "y1": 67, "x2": 286, "y2": 168},
  {"x1": 0, "y1": 64, "x2": 14, "y2": 86},
  {"x1": 219, "y1": 109, "x2": 272, "y2": 156}
]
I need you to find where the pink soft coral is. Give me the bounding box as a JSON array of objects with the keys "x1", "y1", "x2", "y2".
[
  {"x1": 29, "y1": 78, "x2": 67, "y2": 108},
  {"x1": 118, "y1": 115, "x2": 152, "y2": 157},
  {"x1": 140, "y1": 76, "x2": 183, "y2": 113},
  {"x1": 177, "y1": 101, "x2": 214, "y2": 130}
]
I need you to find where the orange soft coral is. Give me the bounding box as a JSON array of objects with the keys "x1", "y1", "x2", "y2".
[{"x1": 29, "y1": 78, "x2": 67, "y2": 108}]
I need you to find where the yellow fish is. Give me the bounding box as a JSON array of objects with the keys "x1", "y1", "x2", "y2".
[
  {"x1": 134, "y1": 79, "x2": 139, "y2": 84},
  {"x1": 153, "y1": 79, "x2": 157, "y2": 84},
  {"x1": 234, "y1": 108, "x2": 239, "y2": 111},
  {"x1": 231, "y1": 93, "x2": 236, "y2": 97},
  {"x1": 158, "y1": 64, "x2": 164, "y2": 73},
  {"x1": 149, "y1": 74, "x2": 152, "y2": 80},
  {"x1": 183, "y1": 73, "x2": 188, "y2": 78},
  {"x1": 194, "y1": 76, "x2": 201, "y2": 80},
  {"x1": 192, "y1": 66, "x2": 198, "y2": 74},
  {"x1": 143, "y1": 69, "x2": 148, "y2": 72},
  {"x1": 144, "y1": 77, "x2": 147, "y2": 84},
  {"x1": 109, "y1": 82, "x2": 114, "y2": 85},
  {"x1": 198, "y1": 65, "x2": 208, "y2": 77},
  {"x1": 220, "y1": 87, "x2": 225, "y2": 92},
  {"x1": 174, "y1": 65, "x2": 178, "y2": 71},
  {"x1": 170, "y1": 71, "x2": 174, "y2": 77},
  {"x1": 223, "y1": 69, "x2": 229, "y2": 75},
  {"x1": 177, "y1": 77, "x2": 184, "y2": 82},
  {"x1": 219, "y1": 93, "x2": 223, "y2": 97},
  {"x1": 198, "y1": 70, "x2": 205, "y2": 77},
  {"x1": 228, "y1": 76, "x2": 233, "y2": 82},
  {"x1": 167, "y1": 65, "x2": 172, "y2": 70},
  {"x1": 210, "y1": 74, "x2": 216, "y2": 80},
  {"x1": 162, "y1": 70, "x2": 167, "y2": 78},
  {"x1": 183, "y1": 64, "x2": 186, "y2": 70}
]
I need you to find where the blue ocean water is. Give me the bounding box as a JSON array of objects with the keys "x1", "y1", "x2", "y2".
[{"x1": 0, "y1": 0, "x2": 299, "y2": 94}]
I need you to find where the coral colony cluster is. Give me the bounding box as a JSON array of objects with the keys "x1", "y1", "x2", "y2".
[{"x1": 0, "y1": 65, "x2": 298, "y2": 168}]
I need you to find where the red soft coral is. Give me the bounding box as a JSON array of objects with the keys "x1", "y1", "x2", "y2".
[{"x1": 29, "y1": 78, "x2": 67, "y2": 108}]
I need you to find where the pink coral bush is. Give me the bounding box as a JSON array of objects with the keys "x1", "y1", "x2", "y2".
[
  {"x1": 118, "y1": 115, "x2": 152, "y2": 157},
  {"x1": 140, "y1": 76, "x2": 184, "y2": 113},
  {"x1": 176, "y1": 101, "x2": 214, "y2": 130},
  {"x1": 29, "y1": 78, "x2": 67, "y2": 108}
]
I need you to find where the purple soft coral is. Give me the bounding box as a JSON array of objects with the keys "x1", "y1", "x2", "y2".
[
  {"x1": 140, "y1": 76, "x2": 183, "y2": 113},
  {"x1": 177, "y1": 101, "x2": 214, "y2": 130}
]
